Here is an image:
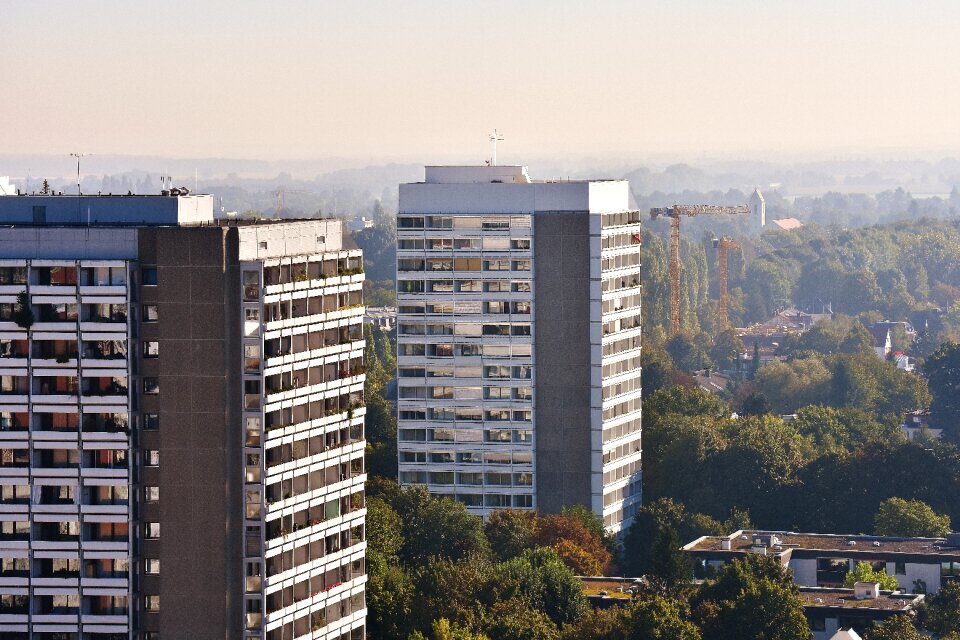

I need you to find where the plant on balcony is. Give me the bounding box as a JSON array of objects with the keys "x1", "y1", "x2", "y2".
[
  {"x1": 12, "y1": 291, "x2": 33, "y2": 329},
  {"x1": 295, "y1": 269, "x2": 308, "y2": 282}
]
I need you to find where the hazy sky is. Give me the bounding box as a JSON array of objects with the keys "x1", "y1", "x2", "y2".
[{"x1": 4, "y1": 0, "x2": 960, "y2": 161}]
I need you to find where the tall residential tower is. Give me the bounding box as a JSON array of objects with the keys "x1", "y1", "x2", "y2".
[
  {"x1": 396, "y1": 166, "x2": 642, "y2": 533},
  {"x1": 0, "y1": 192, "x2": 367, "y2": 640}
]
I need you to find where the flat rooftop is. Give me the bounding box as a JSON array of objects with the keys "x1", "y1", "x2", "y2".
[
  {"x1": 685, "y1": 530, "x2": 960, "y2": 560},
  {"x1": 799, "y1": 587, "x2": 923, "y2": 612}
]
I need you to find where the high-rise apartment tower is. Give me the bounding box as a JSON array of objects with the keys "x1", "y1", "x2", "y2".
[
  {"x1": 396, "y1": 166, "x2": 642, "y2": 532},
  {"x1": 0, "y1": 191, "x2": 367, "y2": 640}
]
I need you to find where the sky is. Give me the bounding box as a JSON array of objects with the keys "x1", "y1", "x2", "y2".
[{"x1": 3, "y1": 0, "x2": 960, "y2": 162}]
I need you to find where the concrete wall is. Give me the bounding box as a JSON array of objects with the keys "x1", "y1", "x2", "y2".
[
  {"x1": 0, "y1": 227, "x2": 138, "y2": 259},
  {"x1": 534, "y1": 212, "x2": 593, "y2": 514},
  {"x1": 399, "y1": 180, "x2": 629, "y2": 215},
  {"x1": 0, "y1": 194, "x2": 213, "y2": 225},
  {"x1": 237, "y1": 219, "x2": 344, "y2": 260},
  {"x1": 138, "y1": 226, "x2": 242, "y2": 639}
]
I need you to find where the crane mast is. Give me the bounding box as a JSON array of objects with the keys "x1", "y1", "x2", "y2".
[
  {"x1": 713, "y1": 236, "x2": 738, "y2": 331},
  {"x1": 649, "y1": 204, "x2": 749, "y2": 335}
]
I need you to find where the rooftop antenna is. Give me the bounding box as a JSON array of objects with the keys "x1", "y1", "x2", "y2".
[
  {"x1": 69, "y1": 153, "x2": 90, "y2": 195},
  {"x1": 489, "y1": 129, "x2": 504, "y2": 166}
]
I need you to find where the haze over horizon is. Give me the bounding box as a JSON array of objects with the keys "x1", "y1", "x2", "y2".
[{"x1": 5, "y1": 0, "x2": 960, "y2": 163}]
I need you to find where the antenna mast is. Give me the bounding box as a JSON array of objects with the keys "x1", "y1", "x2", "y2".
[
  {"x1": 489, "y1": 129, "x2": 504, "y2": 166},
  {"x1": 69, "y1": 153, "x2": 90, "y2": 195}
]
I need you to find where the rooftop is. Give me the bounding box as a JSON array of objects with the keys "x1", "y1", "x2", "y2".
[
  {"x1": 685, "y1": 530, "x2": 960, "y2": 561},
  {"x1": 799, "y1": 587, "x2": 923, "y2": 612}
]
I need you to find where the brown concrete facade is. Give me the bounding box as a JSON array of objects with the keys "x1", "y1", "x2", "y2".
[
  {"x1": 533, "y1": 212, "x2": 594, "y2": 514},
  {"x1": 138, "y1": 227, "x2": 243, "y2": 639}
]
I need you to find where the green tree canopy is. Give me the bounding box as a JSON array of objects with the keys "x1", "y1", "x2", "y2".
[
  {"x1": 692, "y1": 555, "x2": 812, "y2": 640},
  {"x1": 843, "y1": 561, "x2": 898, "y2": 590},
  {"x1": 923, "y1": 342, "x2": 960, "y2": 441},
  {"x1": 862, "y1": 614, "x2": 923, "y2": 640},
  {"x1": 874, "y1": 497, "x2": 952, "y2": 538},
  {"x1": 917, "y1": 580, "x2": 960, "y2": 636}
]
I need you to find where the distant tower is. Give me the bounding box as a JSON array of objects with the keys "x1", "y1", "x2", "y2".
[{"x1": 750, "y1": 187, "x2": 766, "y2": 231}]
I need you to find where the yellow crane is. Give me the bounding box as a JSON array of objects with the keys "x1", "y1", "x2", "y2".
[
  {"x1": 649, "y1": 204, "x2": 749, "y2": 335},
  {"x1": 712, "y1": 236, "x2": 739, "y2": 331}
]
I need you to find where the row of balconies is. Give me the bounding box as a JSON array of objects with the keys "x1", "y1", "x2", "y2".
[
  {"x1": 261, "y1": 256, "x2": 363, "y2": 289},
  {"x1": 264, "y1": 498, "x2": 365, "y2": 551},
  {"x1": 264, "y1": 429, "x2": 364, "y2": 472}
]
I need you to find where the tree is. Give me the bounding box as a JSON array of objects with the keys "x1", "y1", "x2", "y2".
[
  {"x1": 483, "y1": 599, "x2": 560, "y2": 640},
  {"x1": 874, "y1": 497, "x2": 951, "y2": 538},
  {"x1": 485, "y1": 510, "x2": 539, "y2": 561},
  {"x1": 738, "y1": 390, "x2": 772, "y2": 416},
  {"x1": 628, "y1": 595, "x2": 702, "y2": 640},
  {"x1": 536, "y1": 514, "x2": 612, "y2": 575},
  {"x1": 666, "y1": 333, "x2": 711, "y2": 373},
  {"x1": 367, "y1": 562, "x2": 415, "y2": 640},
  {"x1": 692, "y1": 555, "x2": 812, "y2": 640},
  {"x1": 392, "y1": 486, "x2": 489, "y2": 564},
  {"x1": 862, "y1": 614, "x2": 923, "y2": 640},
  {"x1": 647, "y1": 526, "x2": 692, "y2": 594},
  {"x1": 494, "y1": 547, "x2": 588, "y2": 627},
  {"x1": 753, "y1": 356, "x2": 831, "y2": 414},
  {"x1": 12, "y1": 291, "x2": 33, "y2": 329},
  {"x1": 917, "y1": 580, "x2": 960, "y2": 636},
  {"x1": 924, "y1": 342, "x2": 960, "y2": 441},
  {"x1": 710, "y1": 329, "x2": 745, "y2": 371},
  {"x1": 843, "y1": 561, "x2": 898, "y2": 591}
]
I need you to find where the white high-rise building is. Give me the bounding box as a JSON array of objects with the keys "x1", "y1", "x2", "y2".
[{"x1": 396, "y1": 166, "x2": 642, "y2": 532}]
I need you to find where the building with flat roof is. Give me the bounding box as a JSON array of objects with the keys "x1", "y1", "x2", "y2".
[
  {"x1": 396, "y1": 165, "x2": 642, "y2": 532},
  {"x1": 799, "y1": 586, "x2": 923, "y2": 640},
  {"x1": 684, "y1": 529, "x2": 960, "y2": 595},
  {"x1": 0, "y1": 192, "x2": 367, "y2": 640}
]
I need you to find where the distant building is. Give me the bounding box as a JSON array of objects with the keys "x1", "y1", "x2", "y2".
[
  {"x1": 770, "y1": 217, "x2": 804, "y2": 231},
  {"x1": 364, "y1": 306, "x2": 396, "y2": 331},
  {"x1": 901, "y1": 409, "x2": 941, "y2": 441},
  {"x1": 751, "y1": 188, "x2": 766, "y2": 231},
  {"x1": 801, "y1": 586, "x2": 923, "y2": 640},
  {"x1": 869, "y1": 326, "x2": 893, "y2": 359},
  {"x1": 0, "y1": 176, "x2": 16, "y2": 196},
  {"x1": 683, "y1": 529, "x2": 960, "y2": 595},
  {"x1": 396, "y1": 165, "x2": 642, "y2": 533}
]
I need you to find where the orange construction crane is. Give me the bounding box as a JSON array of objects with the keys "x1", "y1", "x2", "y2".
[
  {"x1": 712, "y1": 236, "x2": 738, "y2": 331},
  {"x1": 649, "y1": 204, "x2": 749, "y2": 335}
]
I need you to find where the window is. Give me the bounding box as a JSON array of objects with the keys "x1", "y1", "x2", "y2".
[
  {"x1": 143, "y1": 341, "x2": 159, "y2": 358},
  {"x1": 895, "y1": 562, "x2": 906, "y2": 575},
  {"x1": 143, "y1": 413, "x2": 160, "y2": 430},
  {"x1": 144, "y1": 522, "x2": 160, "y2": 539},
  {"x1": 144, "y1": 450, "x2": 160, "y2": 466},
  {"x1": 145, "y1": 558, "x2": 160, "y2": 575},
  {"x1": 143, "y1": 304, "x2": 159, "y2": 322},
  {"x1": 145, "y1": 595, "x2": 160, "y2": 612},
  {"x1": 144, "y1": 486, "x2": 159, "y2": 503},
  {"x1": 259, "y1": 241, "x2": 268, "y2": 250},
  {"x1": 143, "y1": 378, "x2": 159, "y2": 394},
  {"x1": 142, "y1": 268, "x2": 158, "y2": 286}
]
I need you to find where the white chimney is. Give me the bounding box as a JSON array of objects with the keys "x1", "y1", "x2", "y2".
[{"x1": 854, "y1": 582, "x2": 880, "y2": 600}]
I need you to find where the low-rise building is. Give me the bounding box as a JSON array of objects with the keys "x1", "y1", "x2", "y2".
[
  {"x1": 683, "y1": 530, "x2": 960, "y2": 594},
  {"x1": 800, "y1": 586, "x2": 923, "y2": 640}
]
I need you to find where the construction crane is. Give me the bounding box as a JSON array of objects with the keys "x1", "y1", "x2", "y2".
[
  {"x1": 649, "y1": 204, "x2": 750, "y2": 335},
  {"x1": 712, "y1": 236, "x2": 738, "y2": 331},
  {"x1": 273, "y1": 187, "x2": 310, "y2": 218}
]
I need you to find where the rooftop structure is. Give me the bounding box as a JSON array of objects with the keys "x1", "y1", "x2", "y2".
[
  {"x1": 684, "y1": 529, "x2": 960, "y2": 594},
  {"x1": 0, "y1": 190, "x2": 214, "y2": 226},
  {"x1": 800, "y1": 587, "x2": 923, "y2": 640}
]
